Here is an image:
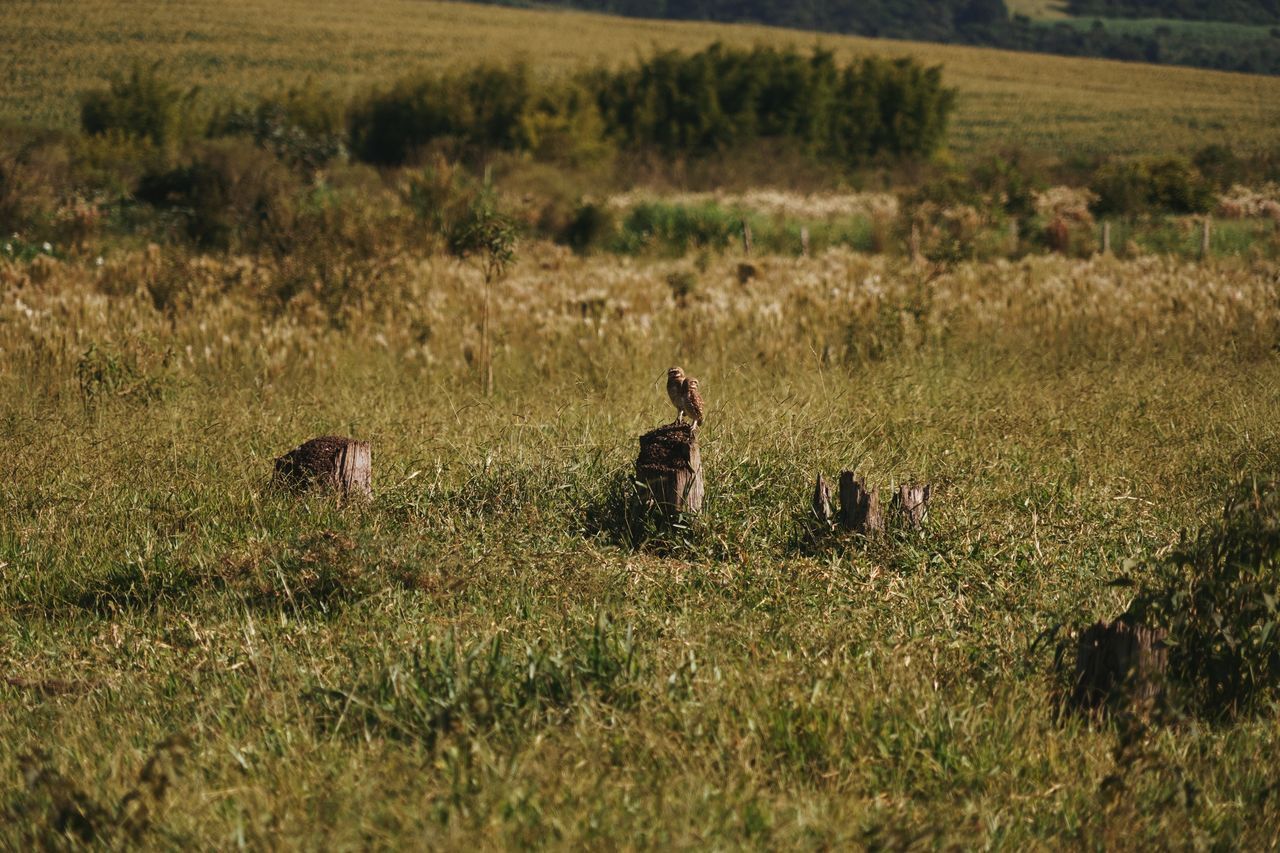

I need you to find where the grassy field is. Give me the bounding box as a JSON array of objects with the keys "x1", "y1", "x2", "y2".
[
  {"x1": 1007, "y1": 0, "x2": 1071, "y2": 18},
  {"x1": 2, "y1": 0, "x2": 1280, "y2": 158},
  {"x1": 1051, "y1": 15, "x2": 1279, "y2": 40},
  {"x1": 3, "y1": 244, "x2": 1280, "y2": 845}
]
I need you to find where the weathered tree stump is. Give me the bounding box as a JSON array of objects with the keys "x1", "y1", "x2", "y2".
[
  {"x1": 273, "y1": 435, "x2": 372, "y2": 499},
  {"x1": 838, "y1": 472, "x2": 883, "y2": 535},
  {"x1": 635, "y1": 423, "x2": 703, "y2": 514},
  {"x1": 892, "y1": 484, "x2": 932, "y2": 530},
  {"x1": 811, "y1": 473, "x2": 833, "y2": 524},
  {"x1": 1070, "y1": 620, "x2": 1168, "y2": 716}
]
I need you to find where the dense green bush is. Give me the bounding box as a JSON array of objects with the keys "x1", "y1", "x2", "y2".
[
  {"x1": 347, "y1": 46, "x2": 954, "y2": 169},
  {"x1": 349, "y1": 63, "x2": 541, "y2": 166},
  {"x1": 212, "y1": 82, "x2": 348, "y2": 174},
  {"x1": 80, "y1": 63, "x2": 206, "y2": 151},
  {"x1": 136, "y1": 139, "x2": 299, "y2": 250},
  {"x1": 595, "y1": 45, "x2": 955, "y2": 166},
  {"x1": 611, "y1": 202, "x2": 744, "y2": 255},
  {"x1": 1090, "y1": 156, "x2": 1214, "y2": 216},
  {"x1": 1129, "y1": 476, "x2": 1280, "y2": 718}
]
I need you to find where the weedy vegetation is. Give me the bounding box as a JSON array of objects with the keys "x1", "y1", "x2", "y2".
[
  {"x1": 3, "y1": 0, "x2": 1280, "y2": 847},
  {"x1": 4, "y1": 241, "x2": 1280, "y2": 845}
]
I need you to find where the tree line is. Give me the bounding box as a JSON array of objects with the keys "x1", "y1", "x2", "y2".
[{"x1": 479, "y1": 0, "x2": 1280, "y2": 75}]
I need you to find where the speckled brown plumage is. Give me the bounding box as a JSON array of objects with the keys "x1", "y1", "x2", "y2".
[{"x1": 666, "y1": 366, "x2": 705, "y2": 429}]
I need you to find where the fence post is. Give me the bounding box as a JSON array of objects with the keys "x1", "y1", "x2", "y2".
[
  {"x1": 1200, "y1": 216, "x2": 1212, "y2": 260},
  {"x1": 1101, "y1": 221, "x2": 1111, "y2": 255},
  {"x1": 742, "y1": 220, "x2": 753, "y2": 257}
]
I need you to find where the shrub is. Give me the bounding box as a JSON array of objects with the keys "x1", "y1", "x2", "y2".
[
  {"x1": 347, "y1": 46, "x2": 955, "y2": 170},
  {"x1": 80, "y1": 63, "x2": 206, "y2": 152},
  {"x1": 349, "y1": 63, "x2": 539, "y2": 166},
  {"x1": 136, "y1": 139, "x2": 299, "y2": 251},
  {"x1": 560, "y1": 201, "x2": 615, "y2": 253},
  {"x1": 612, "y1": 202, "x2": 742, "y2": 255},
  {"x1": 1091, "y1": 156, "x2": 1214, "y2": 216},
  {"x1": 1128, "y1": 476, "x2": 1280, "y2": 718},
  {"x1": 595, "y1": 44, "x2": 955, "y2": 167},
  {"x1": 212, "y1": 82, "x2": 348, "y2": 174},
  {"x1": 0, "y1": 137, "x2": 71, "y2": 237}
]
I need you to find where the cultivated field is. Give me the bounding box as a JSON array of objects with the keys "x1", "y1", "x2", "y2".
[
  {"x1": 3, "y1": 0, "x2": 1280, "y2": 158},
  {"x1": 3, "y1": 245, "x2": 1280, "y2": 845}
]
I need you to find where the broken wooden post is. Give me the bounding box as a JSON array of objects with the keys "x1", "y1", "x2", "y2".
[
  {"x1": 741, "y1": 220, "x2": 753, "y2": 256},
  {"x1": 1070, "y1": 620, "x2": 1168, "y2": 716},
  {"x1": 837, "y1": 472, "x2": 883, "y2": 535},
  {"x1": 273, "y1": 435, "x2": 372, "y2": 499},
  {"x1": 892, "y1": 484, "x2": 932, "y2": 530},
  {"x1": 811, "y1": 473, "x2": 833, "y2": 524},
  {"x1": 1200, "y1": 216, "x2": 1212, "y2": 259},
  {"x1": 800, "y1": 226, "x2": 810, "y2": 258},
  {"x1": 1101, "y1": 221, "x2": 1111, "y2": 255},
  {"x1": 635, "y1": 423, "x2": 703, "y2": 514}
]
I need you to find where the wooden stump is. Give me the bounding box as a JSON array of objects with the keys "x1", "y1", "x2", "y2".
[
  {"x1": 1070, "y1": 620, "x2": 1168, "y2": 716},
  {"x1": 838, "y1": 472, "x2": 883, "y2": 535},
  {"x1": 892, "y1": 484, "x2": 932, "y2": 530},
  {"x1": 274, "y1": 435, "x2": 372, "y2": 499},
  {"x1": 635, "y1": 423, "x2": 703, "y2": 514},
  {"x1": 811, "y1": 473, "x2": 833, "y2": 524}
]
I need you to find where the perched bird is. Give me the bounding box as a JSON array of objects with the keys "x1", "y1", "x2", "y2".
[{"x1": 666, "y1": 366, "x2": 705, "y2": 428}]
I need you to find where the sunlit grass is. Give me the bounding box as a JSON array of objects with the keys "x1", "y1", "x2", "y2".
[
  {"x1": 2, "y1": 244, "x2": 1280, "y2": 843},
  {"x1": 2, "y1": 0, "x2": 1279, "y2": 158}
]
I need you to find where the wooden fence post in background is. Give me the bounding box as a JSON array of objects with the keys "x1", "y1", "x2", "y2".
[
  {"x1": 800, "y1": 226, "x2": 810, "y2": 258},
  {"x1": 838, "y1": 472, "x2": 883, "y2": 535},
  {"x1": 1101, "y1": 221, "x2": 1111, "y2": 255},
  {"x1": 741, "y1": 220, "x2": 753, "y2": 256},
  {"x1": 812, "y1": 473, "x2": 833, "y2": 524},
  {"x1": 1008, "y1": 219, "x2": 1019, "y2": 255},
  {"x1": 274, "y1": 436, "x2": 372, "y2": 500},
  {"x1": 892, "y1": 484, "x2": 932, "y2": 530},
  {"x1": 636, "y1": 423, "x2": 704, "y2": 514},
  {"x1": 1200, "y1": 216, "x2": 1212, "y2": 259}
]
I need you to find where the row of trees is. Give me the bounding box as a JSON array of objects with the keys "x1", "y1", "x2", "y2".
[
  {"x1": 350, "y1": 45, "x2": 956, "y2": 167},
  {"x1": 1066, "y1": 0, "x2": 1280, "y2": 24},
  {"x1": 479, "y1": 0, "x2": 1280, "y2": 76}
]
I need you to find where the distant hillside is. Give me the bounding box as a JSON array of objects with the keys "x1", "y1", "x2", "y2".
[
  {"x1": 482, "y1": 0, "x2": 1280, "y2": 74},
  {"x1": 489, "y1": 0, "x2": 1010, "y2": 41},
  {"x1": 4, "y1": 0, "x2": 1280, "y2": 160},
  {"x1": 485, "y1": 0, "x2": 1010, "y2": 41},
  {"x1": 1065, "y1": 1, "x2": 1280, "y2": 24}
]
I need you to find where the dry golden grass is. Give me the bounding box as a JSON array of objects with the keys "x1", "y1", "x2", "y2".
[{"x1": 1, "y1": 0, "x2": 1278, "y2": 157}]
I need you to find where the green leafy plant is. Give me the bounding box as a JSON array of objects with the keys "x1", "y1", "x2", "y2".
[
  {"x1": 80, "y1": 63, "x2": 206, "y2": 153},
  {"x1": 1128, "y1": 475, "x2": 1280, "y2": 718},
  {"x1": 447, "y1": 189, "x2": 516, "y2": 396}
]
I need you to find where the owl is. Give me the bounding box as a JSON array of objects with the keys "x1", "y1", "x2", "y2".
[{"x1": 666, "y1": 366, "x2": 705, "y2": 428}]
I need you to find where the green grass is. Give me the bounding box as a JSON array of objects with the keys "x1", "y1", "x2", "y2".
[
  {"x1": 2, "y1": 0, "x2": 1280, "y2": 158},
  {"x1": 3, "y1": 246, "x2": 1280, "y2": 845},
  {"x1": 1007, "y1": 0, "x2": 1071, "y2": 18},
  {"x1": 1050, "y1": 15, "x2": 1278, "y2": 40}
]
